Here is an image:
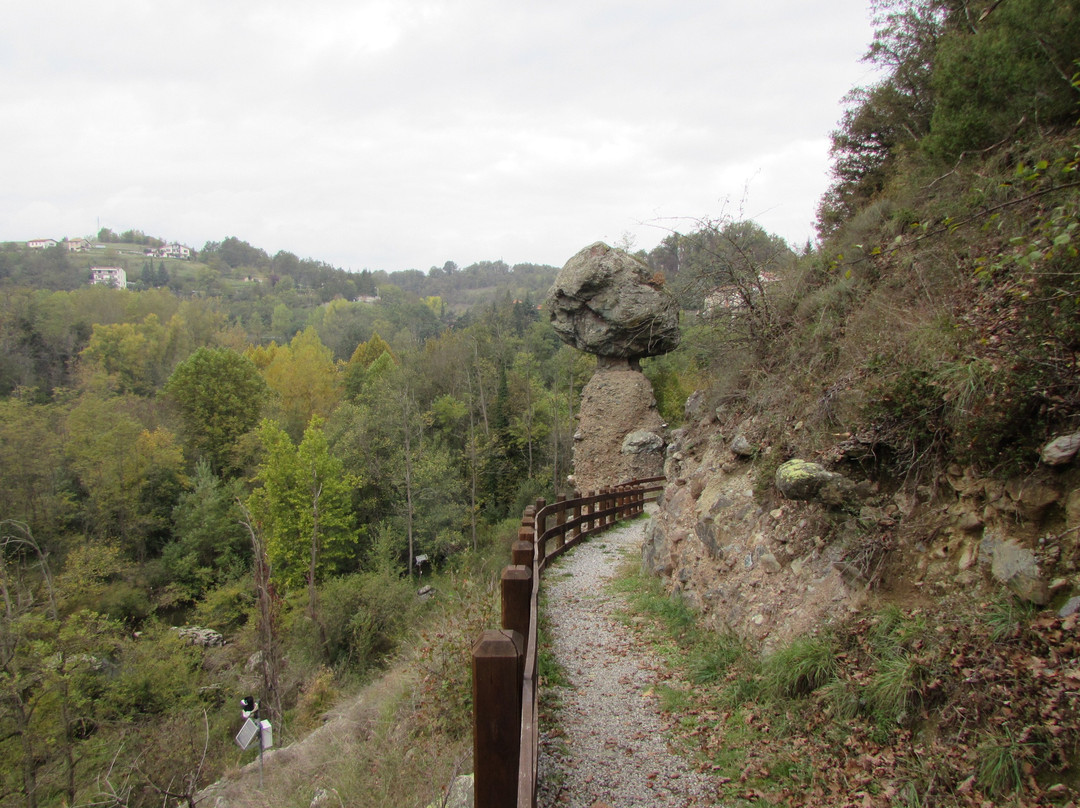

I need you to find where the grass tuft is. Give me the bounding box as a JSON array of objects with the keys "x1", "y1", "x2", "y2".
[
  {"x1": 985, "y1": 595, "x2": 1036, "y2": 642},
  {"x1": 866, "y1": 655, "x2": 926, "y2": 727},
  {"x1": 764, "y1": 634, "x2": 838, "y2": 698}
]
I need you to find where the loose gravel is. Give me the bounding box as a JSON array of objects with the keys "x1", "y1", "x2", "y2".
[{"x1": 536, "y1": 514, "x2": 719, "y2": 808}]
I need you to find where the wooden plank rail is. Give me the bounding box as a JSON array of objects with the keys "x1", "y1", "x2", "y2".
[{"x1": 470, "y1": 476, "x2": 665, "y2": 808}]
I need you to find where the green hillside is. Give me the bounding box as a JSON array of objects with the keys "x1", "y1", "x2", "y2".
[{"x1": 0, "y1": 1, "x2": 1077, "y2": 805}]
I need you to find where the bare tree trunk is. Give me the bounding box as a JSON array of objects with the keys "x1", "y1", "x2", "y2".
[
  {"x1": 472, "y1": 342, "x2": 491, "y2": 439},
  {"x1": 401, "y1": 388, "x2": 416, "y2": 577},
  {"x1": 307, "y1": 473, "x2": 328, "y2": 656},
  {"x1": 239, "y1": 506, "x2": 283, "y2": 725}
]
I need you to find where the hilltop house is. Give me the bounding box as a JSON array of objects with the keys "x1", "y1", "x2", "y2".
[
  {"x1": 65, "y1": 237, "x2": 91, "y2": 252},
  {"x1": 149, "y1": 243, "x2": 192, "y2": 260},
  {"x1": 27, "y1": 238, "x2": 57, "y2": 250},
  {"x1": 702, "y1": 271, "x2": 780, "y2": 316},
  {"x1": 90, "y1": 267, "x2": 127, "y2": 289}
]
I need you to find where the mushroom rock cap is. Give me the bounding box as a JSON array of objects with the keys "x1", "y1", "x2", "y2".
[{"x1": 547, "y1": 242, "x2": 680, "y2": 358}]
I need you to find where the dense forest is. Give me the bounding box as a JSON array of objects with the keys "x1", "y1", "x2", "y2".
[
  {"x1": 2, "y1": 209, "x2": 784, "y2": 806},
  {"x1": 2, "y1": 0, "x2": 1079, "y2": 805},
  {"x1": 0, "y1": 233, "x2": 604, "y2": 806}
]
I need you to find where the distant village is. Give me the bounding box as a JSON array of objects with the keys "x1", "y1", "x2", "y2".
[{"x1": 24, "y1": 235, "x2": 193, "y2": 289}]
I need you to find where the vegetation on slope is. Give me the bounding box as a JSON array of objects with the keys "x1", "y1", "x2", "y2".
[{"x1": 0, "y1": 238, "x2": 574, "y2": 807}]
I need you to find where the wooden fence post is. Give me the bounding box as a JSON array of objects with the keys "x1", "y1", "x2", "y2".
[
  {"x1": 501, "y1": 565, "x2": 532, "y2": 640},
  {"x1": 472, "y1": 629, "x2": 524, "y2": 808},
  {"x1": 554, "y1": 493, "x2": 566, "y2": 550},
  {"x1": 512, "y1": 524, "x2": 534, "y2": 568},
  {"x1": 571, "y1": 491, "x2": 581, "y2": 544}
]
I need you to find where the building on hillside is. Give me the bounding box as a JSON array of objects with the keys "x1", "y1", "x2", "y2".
[
  {"x1": 154, "y1": 243, "x2": 192, "y2": 259},
  {"x1": 90, "y1": 266, "x2": 127, "y2": 289},
  {"x1": 27, "y1": 238, "x2": 58, "y2": 250},
  {"x1": 355, "y1": 290, "x2": 381, "y2": 304},
  {"x1": 702, "y1": 272, "x2": 780, "y2": 317},
  {"x1": 65, "y1": 237, "x2": 91, "y2": 252}
]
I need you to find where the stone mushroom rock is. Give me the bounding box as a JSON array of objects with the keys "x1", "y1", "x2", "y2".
[{"x1": 547, "y1": 242, "x2": 680, "y2": 359}]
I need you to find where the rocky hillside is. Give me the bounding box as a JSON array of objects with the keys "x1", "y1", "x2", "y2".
[
  {"x1": 625, "y1": 5, "x2": 1080, "y2": 801},
  {"x1": 644, "y1": 394, "x2": 1080, "y2": 650}
]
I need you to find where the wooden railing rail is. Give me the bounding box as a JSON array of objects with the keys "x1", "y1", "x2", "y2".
[{"x1": 471, "y1": 476, "x2": 665, "y2": 808}]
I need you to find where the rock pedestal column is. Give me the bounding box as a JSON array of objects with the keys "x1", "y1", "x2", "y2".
[{"x1": 547, "y1": 242, "x2": 680, "y2": 493}]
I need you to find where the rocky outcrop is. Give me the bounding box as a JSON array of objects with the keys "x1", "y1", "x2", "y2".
[
  {"x1": 549, "y1": 242, "x2": 679, "y2": 492},
  {"x1": 172, "y1": 625, "x2": 226, "y2": 647},
  {"x1": 572, "y1": 364, "x2": 666, "y2": 492},
  {"x1": 642, "y1": 398, "x2": 1080, "y2": 649},
  {"x1": 547, "y1": 242, "x2": 680, "y2": 359}
]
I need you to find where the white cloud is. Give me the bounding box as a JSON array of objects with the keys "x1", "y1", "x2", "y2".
[{"x1": 1, "y1": 0, "x2": 875, "y2": 270}]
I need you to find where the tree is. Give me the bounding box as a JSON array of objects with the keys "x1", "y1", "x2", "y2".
[
  {"x1": 0, "y1": 397, "x2": 67, "y2": 544},
  {"x1": 163, "y1": 460, "x2": 248, "y2": 601},
  {"x1": 258, "y1": 327, "x2": 341, "y2": 440},
  {"x1": 65, "y1": 395, "x2": 186, "y2": 560},
  {"x1": 817, "y1": 0, "x2": 947, "y2": 234},
  {"x1": 248, "y1": 418, "x2": 356, "y2": 594},
  {"x1": 79, "y1": 314, "x2": 171, "y2": 395},
  {"x1": 0, "y1": 521, "x2": 123, "y2": 808},
  {"x1": 925, "y1": 0, "x2": 1080, "y2": 157},
  {"x1": 165, "y1": 347, "x2": 269, "y2": 474},
  {"x1": 239, "y1": 503, "x2": 283, "y2": 724}
]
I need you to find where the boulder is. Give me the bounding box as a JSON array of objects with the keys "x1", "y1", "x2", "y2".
[
  {"x1": 622, "y1": 430, "x2": 664, "y2": 455},
  {"x1": 1040, "y1": 432, "x2": 1080, "y2": 466},
  {"x1": 982, "y1": 534, "x2": 1049, "y2": 605},
  {"x1": 730, "y1": 434, "x2": 755, "y2": 458},
  {"x1": 547, "y1": 242, "x2": 680, "y2": 358},
  {"x1": 684, "y1": 390, "x2": 707, "y2": 422},
  {"x1": 776, "y1": 459, "x2": 848, "y2": 502},
  {"x1": 172, "y1": 625, "x2": 225, "y2": 647},
  {"x1": 1059, "y1": 596, "x2": 1080, "y2": 618}
]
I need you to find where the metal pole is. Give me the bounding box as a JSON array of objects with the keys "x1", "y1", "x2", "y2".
[{"x1": 257, "y1": 707, "x2": 264, "y2": 789}]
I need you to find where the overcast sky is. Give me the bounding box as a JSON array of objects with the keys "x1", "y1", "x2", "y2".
[{"x1": 2, "y1": 1, "x2": 876, "y2": 273}]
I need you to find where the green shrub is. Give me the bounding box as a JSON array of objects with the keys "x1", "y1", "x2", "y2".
[
  {"x1": 412, "y1": 573, "x2": 499, "y2": 739},
  {"x1": 310, "y1": 571, "x2": 417, "y2": 672},
  {"x1": 294, "y1": 665, "x2": 339, "y2": 731},
  {"x1": 192, "y1": 578, "x2": 254, "y2": 633}
]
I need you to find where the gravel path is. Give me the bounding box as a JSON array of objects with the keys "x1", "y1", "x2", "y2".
[{"x1": 536, "y1": 514, "x2": 719, "y2": 808}]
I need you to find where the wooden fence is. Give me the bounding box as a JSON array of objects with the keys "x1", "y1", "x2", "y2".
[{"x1": 471, "y1": 476, "x2": 665, "y2": 808}]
